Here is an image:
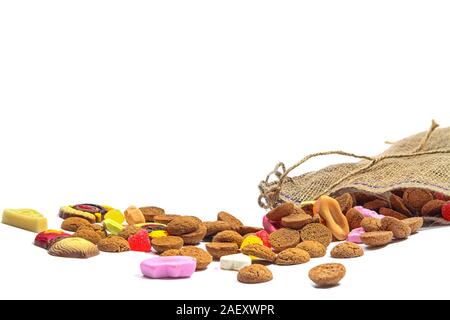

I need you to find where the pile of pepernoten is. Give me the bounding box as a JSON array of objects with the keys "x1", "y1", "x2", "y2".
[{"x1": 2, "y1": 188, "x2": 450, "y2": 287}]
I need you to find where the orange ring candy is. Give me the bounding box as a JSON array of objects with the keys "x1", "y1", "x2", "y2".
[{"x1": 313, "y1": 196, "x2": 349, "y2": 240}]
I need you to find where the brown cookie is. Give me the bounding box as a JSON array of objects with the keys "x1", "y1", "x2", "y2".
[
  {"x1": 280, "y1": 213, "x2": 312, "y2": 230},
  {"x1": 392, "y1": 189, "x2": 405, "y2": 198},
  {"x1": 160, "y1": 249, "x2": 181, "y2": 256},
  {"x1": 360, "y1": 231, "x2": 393, "y2": 247},
  {"x1": 381, "y1": 216, "x2": 411, "y2": 239},
  {"x1": 151, "y1": 236, "x2": 184, "y2": 253},
  {"x1": 353, "y1": 192, "x2": 380, "y2": 206},
  {"x1": 299, "y1": 223, "x2": 332, "y2": 248},
  {"x1": 180, "y1": 224, "x2": 207, "y2": 245},
  {"x1": 217, "y1": 211, "x2": 243, "y2": 230},
  {"x1": 363, "y1": 199, "x2": 389, "y2": 211},
  {"x1": 237, "y1": 264, "x2": 273, "y2": 284},
  {"x1": 335, "y1": 193, "x2": 354, "y2": 214},
  {"x1": 389, "y1": 194, "x2": 412, "y2": 215},
  {"x1": 421, "y1": 199, "x2": 446, "y2": 216},
  {"x1": 236, "y1": 226, "x2": 263, "y2": 236},
  {"x1": 345, "y1": 208, "x2": 364, "y2": 230},
  {"x1": 379, "y1": 207, "x2": 408, "y2": 220},
  {"x1": 296, "y1": 240, "x2": 326, "y2": 258},
  {"x1": 166, "y1": 216, "x2": 201, "y2": 236},
  {"x1": 118, "y1": 225, "x2": 142, "y2": 240},
  {"x1": 361, "y1": 217, "x2": 382, "y2": 232},
  {"x1": 309, "y1": 263, "x2": 346, "y2": 287},
  {"x1": 241, "y1": 244, "x2": 277, "y2": 262},
  {"x1": 403, "y1": 217, "x2": 424, "y2": 234},
  {"x1": 97, "y1": 235, "x2": 130, "y2": 252},
  {"x1": 180, "y1": 246, "x2": 212, "y2": 271},
  {"x1": 73, "y1": 228, "x2": 102, "y2": 244},
  {"x1": 204, "y1": 221, "x2": 232, "y2": 237},
  {"x1": 293, "y1": 205, "x2": 308, "y2": 216},
  {"x1": 61, "y1": 217, "x2": 92, "y2": 232},
  {"x1": 265, "y1": 202, "x2": 295, "y2": 221},
  {"x1": 212, "y1": 230, "x2": 243, "y2": 247},
  {"x1": 139, "y1": 206, "x2": 165, "y2": 222},
  {"x1": 275, "y1": 248, "x2": 310, "y2": 265},
  {"x1": 205, "y1": 242, "x2": 239, "y2": 260},
  {"x1": 153, "y1": 214, "x2": 180, "y2": 224},
  {"x1": 403, "y1": 188, "x2": 434, "y2": 212},
  {"x1": 77, "y1": 224, "x2": 107, "y2": 239},
  {"x1": 48, "y1": 237, "x2": 100, "y2": 259},
  {"x1": 331, "y1": 242, "x2": 364, "y2": 258},
  {"x1": 301, "y1": 203, "x2": 314, "y2": 216},
  {"x1": 269, "y1": 228, "x2": 301, "y2": 252}
]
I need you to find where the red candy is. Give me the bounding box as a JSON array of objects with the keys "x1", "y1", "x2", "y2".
[
  {"x1": 442, "y1": 202, "x2": 450, "y2": 221},
  {"x1": 128, "y1": 230, "x2": 151, "y2": 252},
  {"x1": 255, "y1": 230, "x2": 271, "y2": 248}
]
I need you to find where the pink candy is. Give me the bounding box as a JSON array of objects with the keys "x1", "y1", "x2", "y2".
[
  {"x1": 354, "y1": 206, "x2": 385, "y2": 219},
  {"x1": 262, "y1": 215, "x2": 280, "y2": 234},
  {"x1": 140, "y1": 256, "x2": 196, "y2": 279},
  {"x1": 347, "y1": 227, "x2": 365, "y2": 243}
]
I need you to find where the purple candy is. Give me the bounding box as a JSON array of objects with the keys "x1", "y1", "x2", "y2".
[
  {"x1": 140, "y1": 256, "x2": 196, "y2": 279},
  {"x1": 347, "y1": 227, "x2": 364, "y2": 244}
]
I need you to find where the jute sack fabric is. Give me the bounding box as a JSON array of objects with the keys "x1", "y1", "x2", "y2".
[{"x1": 258, "y1": 121, "x2": 450, "y2": 225}]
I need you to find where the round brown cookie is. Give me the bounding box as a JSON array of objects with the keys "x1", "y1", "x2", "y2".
[
  {"x1": 379, "y1": 207, "x2": 408, "y2": 220},
  {"x1": 392, "y1": 189, "x2": 406, "y2": 198},
  {"x1": 241, "y1": 244, "x2": 277, "y2": 262},
  {"x1": 212, "y1": 230, "x2": 243, "y2": 247},
  {"x1": 421, "y1": 199, "x2": 446, "y2": 216},
  {"x1": 180, "y1": 246, "x2": 212, "y2": 271},
  {"x1": 293, "y1": 205, "x2": 308, "y2": 216},
  {"x1": 118, "y1": 225, "x2": 142, "y2": 240},
  {"x1": 299, "y1": 223, "x2": 332, "y2": 248},
  {"x1": 236, "y1": 226, "x2": 263, "y2": 236},
  {"x1": 166, "y1": 216, "x2": 200, "y2": 236},
  {"x1": 151, "y1": 236, "x2": 184, "y2": 253},
  {"x1": 160, "y1": 249, "x2": 181, "y2": 256},
  {"x1": 61, "y1": 217, "x2": 92, "y2": 232},
  {"x1": 389, "y1": 194, "x2": 412, "y2": 215},
  {"x1": 296, "y1": 240, "x2": 326, "y2": 258},
  {"x1": 403, "y1": 217, "x2": 424, "y2": 234},
  {"x1": 139, "y1": 206, "x2": 165, "y2": 222},
  {"x1": 335, "y1": 193, "x2": 354, "y2": 214},
  {"x1": 266, "y1": 202, "x2": 295, "y2": 221},
  {"x1": 309, "y1": 263, "x2": 346, "y2": 287},
  {"x1": 345, "y1": 208, "x2": 364, "y2": 230},
  {"x1": 204, "y1": 221, "x2": 232, "y2": 237},
  {"x1": 331, "y1": 242, "x2": 364, "y2": 258},
  {"x1": 180, "y1": 224, "x2": 207, "y2": 245},
  {"x1": 97, "y1": 235, "x2": 130, "y2": 252},
  {"x1": 361, "y1": 217, "x2": 382, "y2": 232},
  {"x1": 403, "y1": 188, "x2": 434, "y2": 212},
  {"x1": 381, "y1": 217, "x2": 411, "y2": 239},
  {"x1": 73, "y1": 228, "x2": 102, "y2": 244},
  {"x1": 77, "y1": 224, "x2": 107, "y2": 239},
  {"x1": 237, "y1": 264, "x2": 273, "y2": 284},
  {"x1": 217, "y1": 211, "x2": 243, "y2": 230},
  {"x1": 301, "y1": 203, "x2": 314, "y2": 216},
  {"x1": 275, "y1": 248, "x2": 310, "y2": 265},
  {"x1": 363, "y1": 199, "x2": 389, "y2": 211},
  {"x1": 269, "y1": 228, "x2": 300, "y2": 252},
  {"x1": 205, "y1": 242, "x2": 239, "y2": 260},
  {"x1": 360, "y1": 231, "x2": 393, "y2": 247},
  {"x1": 353, "y1": 192, "x2": 381, "y2": 206},
  {"x1": 153, "y1": 214, "x2": 180, "y2": 224},
  {"x1": 124, "y1": 206, "x2": 146, "y2": 225},
  {"x1": 48, "y1": 237, "x2": 100, "y2": 259},
  {"x1": 281, "y1": 214, "x2": 312, "y2": 230}
]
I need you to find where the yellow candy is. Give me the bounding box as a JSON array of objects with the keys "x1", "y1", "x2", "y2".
[
  {"x1": 103, "y1": 218, "x2": 124, "y2": 235},
  {"x1": 149, "y1": 230, "x2": 168, "y2": 238},
  {"x1": 104, "y1": 209, "x2": 125, "y2": 224},
  {"x1": 240, "y1": 235, "x2": 263, "y2": 250}
]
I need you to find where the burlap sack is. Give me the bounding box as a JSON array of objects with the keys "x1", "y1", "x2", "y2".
[{"x1": 258, "y1": 121, "x2": 450, "y2": 225}]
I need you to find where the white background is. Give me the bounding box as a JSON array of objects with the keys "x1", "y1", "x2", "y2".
[{"x1": 1, "y1": 1, "x2": 450, "y2": 300}]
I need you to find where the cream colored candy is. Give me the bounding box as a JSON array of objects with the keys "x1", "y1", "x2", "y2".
[
  {"x1": 220, "y1": 253, "x2": 252, "y2": 271},
  {"x1": 2, "y1": 208, "x2": 48, "y2": 233},
  {"x1": 124, "y1": 206, "x2": 145, "y2": 225}
]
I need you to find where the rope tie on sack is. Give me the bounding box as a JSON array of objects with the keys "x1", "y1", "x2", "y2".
[{"x1": 258, "y1": 120, "x2": 449, "y2": 209}]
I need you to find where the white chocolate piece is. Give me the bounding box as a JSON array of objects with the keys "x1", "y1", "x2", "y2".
[
  {"x1": 220, "y1": 253, "x2": 252, "y2": 271},
  {"x1": 2, "y1": 208, "x2": 48, "y2": 233}
]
